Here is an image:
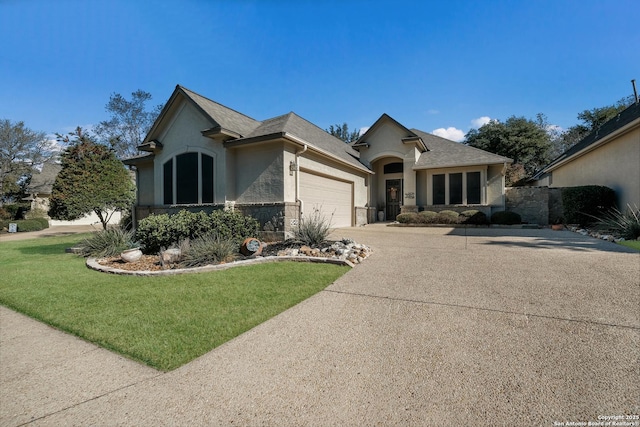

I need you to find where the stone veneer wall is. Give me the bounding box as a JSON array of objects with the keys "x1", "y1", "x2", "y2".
[{"x1": 505, "y1": 187, "x2": 563, "y2": 225}]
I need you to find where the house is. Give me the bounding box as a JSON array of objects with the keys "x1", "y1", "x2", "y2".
[
  {"x1": 125, "y1": 85, "x2": 512, "y2": 236},
  {"x1": 26, "y1": 162, "x2": 122, "y2": 226},
  {"x1": 533, "y1": 101, "x2": 640, "y2": 209}
]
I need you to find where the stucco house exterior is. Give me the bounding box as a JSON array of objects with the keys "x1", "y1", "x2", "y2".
[
  {"x1": 125, "y1": 85, "x2": 512, "y2": 236},
  {"x1": 533, "y1": 101, "x2": 640, "y2": 209}
]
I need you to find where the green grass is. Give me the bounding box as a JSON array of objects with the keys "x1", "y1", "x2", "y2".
[
  {"x1": 618, "y1": 240, "x2": 640, "y2": 251},
  {"x1": 0, "y1": 234, "x2": 349, "y2": 371}
]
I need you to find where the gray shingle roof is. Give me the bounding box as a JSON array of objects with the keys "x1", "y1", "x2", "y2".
[
  {"x1": 238, "y1": 112, "x2": 365, "y2": 169},
  {"x1": 412, "y1": 129, "x2": 512, "y2": 169},
  {"x1": 536, "y1": 101, "x2": 640, "y2": 176},
  {"x1": 178, "y1": 86, "x2": 262, "y2": 137},
  {"x1": 28, "y1": 162, "x2": 61, "y2": 195}
]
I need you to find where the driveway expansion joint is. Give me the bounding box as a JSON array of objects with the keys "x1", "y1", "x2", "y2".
[{"x1": 323, "y1": 289, "x2": 640, "y2": 331}]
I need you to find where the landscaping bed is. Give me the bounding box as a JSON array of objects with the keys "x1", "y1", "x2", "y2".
[{"x1": 93, "y1": 239, "x2": 372, "y2": 274}]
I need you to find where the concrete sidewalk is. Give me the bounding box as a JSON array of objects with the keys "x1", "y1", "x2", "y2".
[
  {"x1": 0, "y1": 225, "x2": 96, "y2": 242},
  {"x1": 1, "y1": 226, "x2": 638, "y2": 425}
]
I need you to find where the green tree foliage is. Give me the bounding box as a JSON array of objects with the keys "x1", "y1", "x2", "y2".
[
  {"x1": 327, "y1": 123, "x2": 361, "y2": 143},
  {"x1": 49, "y1": 127, "x2": 135, "y2": 229},
  {"x1": 0, "y1": 119, "x2": 50, "y2": 202},
  {"x1": 464, "y1": 115, "x2": 552, "y2": 183},
  {"x1": 551, "y1": 95, "x2": 634, "y2": 157},
  {"x1": 93, "y1": 90, "x2": 162, "y2": 159}
]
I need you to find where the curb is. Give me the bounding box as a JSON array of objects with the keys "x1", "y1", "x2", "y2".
[{"x1": 87, "y1": 255, "x2": 355, "y2": 276}]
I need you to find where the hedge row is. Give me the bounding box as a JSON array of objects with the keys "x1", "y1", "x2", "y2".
[
  {"x1": 395, "y1": 210, "x2": 522, "y2": 225},
  {"x1": 561, "y1": 185, "x2": 616, "y2": 226},
  {"x1": 0, "y1": 218, "x2": 50, "y2": 232},
  {"x1": 135, "y1": 209, "x2": 260, "y2": 254}
]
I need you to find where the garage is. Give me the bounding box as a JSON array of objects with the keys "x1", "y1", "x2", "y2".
[{"x1": 299, "y1": 171, "x2": 353, "y2": 228}]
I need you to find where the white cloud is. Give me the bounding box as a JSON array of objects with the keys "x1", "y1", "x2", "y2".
[
  {"x1": 432, "y1": 127, "x2": 466, "y2": 142},
  {"x1": 471, "y1": 116, "x2": 492, "y2": 128},
  {"x1": 426, "y1": 109, "x2": 440, "y2": 115},
  {"x1": 358, "y1": 126, "x2": 370, "y2": 136}
]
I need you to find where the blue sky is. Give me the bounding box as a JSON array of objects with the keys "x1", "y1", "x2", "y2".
[{"x1": 1, "y1": 0, "x2": 638, "y2": 142}]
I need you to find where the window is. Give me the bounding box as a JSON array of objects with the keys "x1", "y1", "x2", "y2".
[
  {"x1": 384, "y1": 162, "x2": 403, "y2": 174},
  {"x1": 430, "y1": 171, "x2": 483, "y2": 205},
  {"x1": 433, "y1": 174, "x2": 445, "y2": 204},
  {"x1": 466, "y1": 172, "x2": 481, "y2": 204},
  {"x1": 449, "y1": 173, "x2": 463, "y2": 205},
  {"x1": 163, "y1": 152, "x2": 214, "y2": 205}
]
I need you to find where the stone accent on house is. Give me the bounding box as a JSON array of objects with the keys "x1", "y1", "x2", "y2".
[
  {"x1": 504, "y1": 186, "x2": 563, "y2": 225},
  {"x1": 355, "y1": 207, "x2": 369, "y2": 226}
]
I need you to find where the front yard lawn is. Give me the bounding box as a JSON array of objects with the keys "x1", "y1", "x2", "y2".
[
  {"x1": 618, "y1": 239, "x2": 640, "y2": 251},
  {"x1": 0, "y1": 234, "x2": 349, "y2": 371}
]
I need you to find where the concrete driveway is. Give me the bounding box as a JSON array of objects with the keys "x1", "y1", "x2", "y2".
[{"x1": 1, "y1": 225, "x2": 638, "y2": 426}]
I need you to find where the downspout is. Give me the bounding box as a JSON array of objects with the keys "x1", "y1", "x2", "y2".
[{"x1": 295, "y1": 144, "x2": 308, "y2": 225}]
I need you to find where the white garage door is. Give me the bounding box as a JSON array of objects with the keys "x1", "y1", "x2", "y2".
[{"x1": 299, "y1": 171, "x2": 353, "y2": 228}]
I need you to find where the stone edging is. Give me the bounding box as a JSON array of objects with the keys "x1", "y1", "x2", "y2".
[{"x1": 87, "y1": 256, "x2": 355, "y2": 276}]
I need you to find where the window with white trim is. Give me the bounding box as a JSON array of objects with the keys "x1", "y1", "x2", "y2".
[
  {"x1": 163, "y1": 152, "x2": 214, "y2": 205},
  {"x1": 431, "y1": 171, "x2": 483, "y2": 205}
]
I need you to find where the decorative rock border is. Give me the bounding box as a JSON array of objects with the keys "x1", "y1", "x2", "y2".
[{"x1": 87, "y1": 255, "x2": 355, "y2": 276}]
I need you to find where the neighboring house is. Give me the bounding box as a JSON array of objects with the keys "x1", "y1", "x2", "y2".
[
  {"x1": 125, "y1": 85, "x2": 512, "y2": 235},
  {"x1": 26, "y1": 162, "x2": 122, "y2": 226},
  {"x1": 533, "y1": 102, "x2": 640, "y2": 209}
]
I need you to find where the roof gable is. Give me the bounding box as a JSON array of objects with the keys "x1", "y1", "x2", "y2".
[
  {"x1": 143, "y1": 85, "x2": 261, "y2": 145},
  {"x1": 353, "y1": 113, "x2": 424, "y2": 150}
]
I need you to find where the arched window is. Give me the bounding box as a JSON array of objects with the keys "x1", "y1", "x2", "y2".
[{"x1": 163, "y1": 152, "x2": 214, "y2": 205}]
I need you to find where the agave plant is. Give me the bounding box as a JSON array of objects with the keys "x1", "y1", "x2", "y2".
[{"x1": 594, "y1": 204, "x2": 640, "y2": 240}]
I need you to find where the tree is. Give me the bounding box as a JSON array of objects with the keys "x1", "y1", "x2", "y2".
[
  {"x1": 0, "y1": 119, "x2": 51, "y2": 203},
  {"x1": 551, "y1": 95, "x2": 634, "y2": 157},
  {"x1": 464, "y1": 115, "x2": 552, "y2": 184},
  {"x1": 93, "y1": 90, "x2": 163, "y2": 159},
  {"x1": 327, "y1": 123, "x2": 361, "y2": 143},
  {"x1": 49, "y1": 127, "x2": 135, "y2": 229}
]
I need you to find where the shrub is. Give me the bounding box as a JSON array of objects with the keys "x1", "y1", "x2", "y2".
[
  {"x1": 594, "y1": 204, "x2": 640, "y2": 240},
  {"x1": 418, "y1": 211, "x2": 438, "y2": 223},
  {"x1": 491, "y1": 211, "x2": 522, "y2": 225},
  {"x1": 294, "y1": 207, "x2": 332, "y2": 246},
  {"x1": 0, "y1": 203, "x2": 30, "y2": 220},
  {"x1": 460, "y1": 210, "x2": 489, "y2": 225},
  {"x1": 78, "y1": 228, "x2": 136, "y2": 257},
  {"x1": 435, "y1": 210, "x2": 460, "y2": 224},
  {"x1": 1, "y1": 217, "x2": 50, "y2": 232},
  {"x1": 136, "y1": 210, "x2": 260, "y2": 254},
  {"x1": 562, "y1": 185, "x2": 616, "y2": 226},
  {"x1": 396, "y1": 212, "x2": 420, "y2": 224},
  {"x1": 181, "y1": 234, "x2": 238, "y2": 267}
]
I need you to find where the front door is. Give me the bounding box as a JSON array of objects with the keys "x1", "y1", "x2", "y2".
[{"x1": 386, "y1": 179, "x2": 402, "y2": 221}]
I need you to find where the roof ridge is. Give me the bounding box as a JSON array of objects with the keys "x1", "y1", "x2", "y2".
[
  {"x1": 286, "y1": 111, "x2": 345, "y2": 143},
  {"x1": 177, "y1": 85, "x2": 260, "y2": 123}
]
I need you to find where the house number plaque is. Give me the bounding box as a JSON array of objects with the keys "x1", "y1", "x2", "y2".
[{"x1": 405, "y1": 192, "x2": 415, "y2": 199}]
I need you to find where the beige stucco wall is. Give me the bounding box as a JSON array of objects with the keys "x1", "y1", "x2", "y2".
[
  {"x1": 135, "y1": 159, "x2": 155, "y2": 206},
  {"x1": 487, "y1": 164, "x2": 506, "y2": 212},
  {"x1": 549, "y1": 127, "x2": 639, "y2": 209},
  {"x1": 357, "y1": 120, "x2": 419, "y2": 211},
  {"x1": 232, "y1": 141, "x2": 284, "y2": 203},
  {"x1": 152, "y1": 101, "x2": 225, "y2": 205},
  {"x1": 296, "y1": 148, "x2": 368, "y2": 208}
]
